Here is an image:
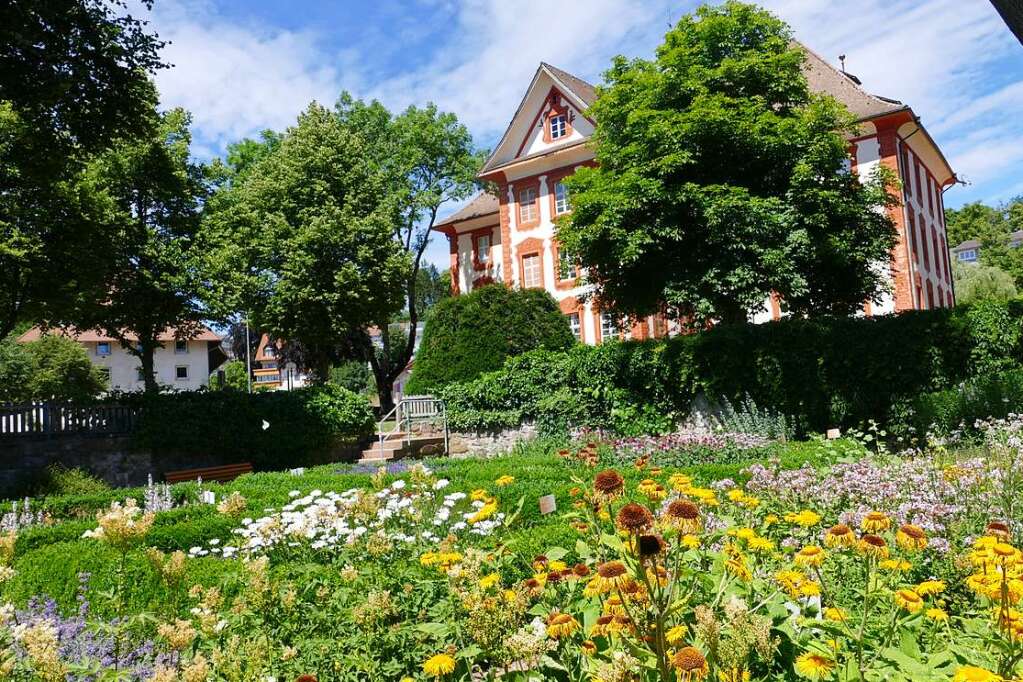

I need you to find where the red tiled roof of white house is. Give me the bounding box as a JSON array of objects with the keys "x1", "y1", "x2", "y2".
[{"x1": 17, "y1": 326, "x2": 221, "y2": 343}]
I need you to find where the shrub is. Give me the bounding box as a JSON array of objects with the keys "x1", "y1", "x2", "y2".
[
  {"x1": 442, "y1": 299, "x2": 1023, "y2": 435},
  {"x1": 32, "y1": 464, "x2": 110, "y2": 497},
  {"x1": 0, "y1": 334, "x2": 106, "y2": 402},
  {"x1": 911, "y1": 367, "x2": 1023, "y2": 436},
  {"x1": 407, "y1": 284, "x2": 575, "y2": 394},
  {"x1": 130, "y1": 385, "x2": 374, "y2": 468},
  {"x1": 219, "y1": 359, "x2": 249, "y2": 391}
]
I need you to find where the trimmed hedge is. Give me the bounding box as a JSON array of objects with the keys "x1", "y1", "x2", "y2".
[
  {"x1": 129, "y1": 385, "x2": 375, "y2": 468},
  {"x1": 442, "y1": 299, "x2": 1023, "y2": 435},
  {"x1": 406, "y1": 284, "x2": 575, "y2": 394}
]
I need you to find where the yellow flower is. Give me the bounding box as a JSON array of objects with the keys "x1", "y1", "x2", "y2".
[
  {"x1": 860, "y1": 511, "x2": 891, "y2": 533},
  {"x1": 547, "y1": 612, "x2": 580, "y2": 638},
  {"x1": 895, "y1": 524, "x2": 928, "y2": 551},
  {"x1": 669, "y1": 473, "x2": 693, "y2": 492},
  {"x1": 470, "y1": 488, "x2": 489, "y2": 502},
  {"x1": 726, "y1": 489, "x2": 745, "y2": 502},
  {"x1": 748, "y1": 537, "x2": 775, "y2": 553},
  {"x1": 717, "y1": 669, "x2": 751, "y2": 682},
  {"x1": 638, "y1": 478, "x2": 668, "y2": 501},
  {"x1": 916, "y1": 580, "x2": 946, "y2": 596},
  {"x1": 591, "y1": 561, "x2": 630, "y2": 594},
  {"x1": 794, "y1": 545, "x2": 826, "y2": 568},
  {"x1": 665, "y1": 624, "x2": 688, "y2": 645},
  {"x1": 423, "y1": 653, "x2": 456, "y2": 677},
  {"x1": 681, "y1": 534, "x2": 701, "y2": 550},
  {"x1": 794, "y1": 652, "x2": 836, "y2": 680},
  {"x1": 732, "y1": 527, "x2": 757, "y2": 541},
  {"x1": 785, "y1": 510, "x2": 821, "y2": 527},
  {"x1": 894, "y1": 589, "x2": 923, "y2": 613},
  {"x1": 824, "y1": 524, "x2": 856, "y2": 549},
  {"x1": 857, "y1": 534, "x2": 889, "y2": 560},
  {"x1": 951, "y1": 666, "x2": 1002, "y2": 682},
  {"x1": 479, "y1": 573, "x2": 500, "y2": 590},
  {"x1": 687, "y1": 487, "x2": 719, "y2": 507},
  {"x1": 469, "y1": 499, "x2": 498, "y2": 524},
  {"x1": 494, "y1": 475, "x2": 515, "y2": 487},
  {"x1": 580, "y1": 640, "x2": 597, "y2": 656},
  {"x1": 926, "y1": 607, "x2": 948, "y2": 622},
  {"x1": 824, "y1": 607, "x2": 847, "y2": 622},
  {"x1": 879, "y1": 559, "x2": 911, "y2": 572},
  {"x1": 764, "y1": 514, "x2": 779, "y2": 527}
]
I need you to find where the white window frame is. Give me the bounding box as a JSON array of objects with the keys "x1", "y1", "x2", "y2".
[
  {"x1": 519, "y1": 187, "x2": 537, "y2": 223},
  {"x1": 554, "y1": 181, "x2": 570, "y2": 214},
  {"x1": 521, "y1": 253, "x2": 542, "y2": 288},
  {"x1": 558, "y1": 247, "x2": 577, "y2": 281},
  {"x1": 174, "y1": 365, "x2": 189, "y2": 381},
  {"x1": 550, "y1": 114, "x2": 567, "y2": 140},
  {"x1": 97, "y1": 367, "x2": 111, "y2": 383},
  {"x1": 958, "y1": 249, "x2": 977, "y2": 262},
  {"x1": 174, "y1": 339, "x2": 188, "y2": 354},
  {"x1": 96, "y1": 342, "x2": 111, "y2": 356},
  {"x1": 568, "y1": 312, "x2": 581, "y2": 340},
  {"x1": 600, "y1": 313, "x2": 619, "y2": 340},
  {"x1": 477, "y1": 234, "x2": 490, "y2": 263}
]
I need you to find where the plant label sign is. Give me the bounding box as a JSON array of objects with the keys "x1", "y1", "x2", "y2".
[{"x1": 539, "y1": 494, "x2": 557, "y2": 515}]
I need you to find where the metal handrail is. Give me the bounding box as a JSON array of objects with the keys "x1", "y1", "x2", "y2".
[{"x1": 376, "y1": 395, "x2": 448, "y2": 457}]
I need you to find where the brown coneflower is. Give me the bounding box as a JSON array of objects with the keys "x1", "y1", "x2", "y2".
[
  {"x1": 617, "y1": 502, "x2": 654, "y2": 533},
  {"x1": 671, "y1": 646, "x2": 709, "y2": 681},
  {"x1": 857, "y1": 533, "x2": 890, "y2": 559},
  {"x1": 592, "y1": 560, "x2": 630, "y2": 592},
  {"x1": 895, "y1": 523, "x2": 928, "y2": 551},
  {"x1": 637, "y1": 533, "x2": 667, "y2": 558},
  {"x1": 295, "y1": 676, "x2": 318, "y2": 682},
  {"x1": 664, "y1": 499, "x2": 701, "y2": 534},
  {"x1": 824, "y1": 523, "x2": 856, "y2": 548},
  {"x1": 987, "y1": 520, "x2": 1012, "y2": 540},
  {"x1": 593, "y1": 470, "x2": 625, "y2": 497},
  {"x1": 573, "y1": 563, "x2": 591, "y2": 577}
]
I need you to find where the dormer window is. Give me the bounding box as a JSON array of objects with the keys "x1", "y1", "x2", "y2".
[{"x1": 550, "y1": 114, "x2": 567, "y2": 140}]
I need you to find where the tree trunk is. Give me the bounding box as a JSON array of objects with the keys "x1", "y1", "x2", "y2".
[{"x1": 140, "y1": 344, "x2": 159, "y2": 394}]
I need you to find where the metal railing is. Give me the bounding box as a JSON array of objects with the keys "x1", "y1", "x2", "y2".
[
  {"x1": 0, "y1": 401, "x2": 139, "y2": 438},
  {"x1": 376, "y1": 395, "x2": 447, "y2": 456}
]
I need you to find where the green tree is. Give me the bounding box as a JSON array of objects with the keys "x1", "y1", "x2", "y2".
[
  {"x1": 412, "y1": 264, "x2": 452, "y2": 319},
  {"x1": 953, "y1": 261, "x2": 1018, "y2": 304},
  {"x1": 945, "y1": 197, "x2": 1023, "y2": 288},
  {"x1": 944, "y1": 201, "x2": 1004, "y2": 248},
  {"x1": 220, "y1": 360, "x2": 250, "y2": 392},
  {"x1": 332, "y1": 96, "x2": 484, "y2": 412},
  {"x1": 0, "y1": 337, "x2": 34, "y2": 402},
  {"x1": 0, "y1": 0, "x2": 165, "y2": 338},
  {"x1": 201, "y1": 103, "x2": 411, "y2": 384},
  {"x1": 406, "y1": 284, "x2": 575, "y2": 394},
  {"x1": 79, "y1": 108, "x2": 209, "y2": 393},
  {"x1": 557, "y1": 1, "x2": 897, "y2": 324},
  {"x1": 23, "y1": 335, "x2": 106, "y2": 401}
]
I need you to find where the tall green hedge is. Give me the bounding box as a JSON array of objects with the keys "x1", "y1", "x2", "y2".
[
  {"x1": 441, "y1": 299, "x2": 1023, "y2": 436},
  {"x1": 406, "y1": 284, "x2": 575, "y2": 394},
  {"x1": 130, "y1": 385, "x2": 375, "y2": 468}
]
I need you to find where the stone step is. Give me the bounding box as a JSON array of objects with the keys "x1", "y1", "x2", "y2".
[{"x1": 357, "y1": 435, "x2": 447, "y2": 465}]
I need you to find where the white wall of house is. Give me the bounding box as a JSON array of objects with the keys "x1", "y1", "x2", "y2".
[{"x1": 84, "y1": 340, "x2": 212, "y2": 392}]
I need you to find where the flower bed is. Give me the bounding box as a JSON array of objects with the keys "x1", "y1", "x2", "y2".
[{"x1": 0, "y1": 435, "x2": 1018, "y2": 680}]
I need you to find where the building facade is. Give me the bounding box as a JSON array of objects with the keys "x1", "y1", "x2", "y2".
[
  {"x1": 251, "y1": 334, "x2": 309, "y2": 391},
  {"x1": 433, "y1": 45, "x2": 957, "y2": 343},
  {"x1": 17, "y1": 327, "x2": 225, "y2": 392}
]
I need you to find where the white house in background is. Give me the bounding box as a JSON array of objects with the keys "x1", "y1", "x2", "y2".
[
  {"x1": 950, "y1": 230, "x2": 1023, "y2": 265},
  {"x1": 17, "y1": 327, "x2": 226, "y2": 393},
  {"x1": 252, "y1": 334, "x2": 310, "y2": 391}
]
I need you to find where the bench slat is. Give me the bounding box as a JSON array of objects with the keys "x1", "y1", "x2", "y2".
[{"x1": 165, "y1": 462, "x2": 253, "y2": 484}]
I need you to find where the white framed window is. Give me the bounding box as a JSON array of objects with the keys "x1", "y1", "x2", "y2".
[
  {"x1": 174, "y1": 339, "x2": 188, "y2": 354},
  {"x1": 263, "y1": 345, "x2": 275, "y2": 357},
  {"x1": 568, "y1": 313, "x2": 581, "y2": 340},
  {"x1": 554, "y1": 181, "x2": 570, "y2": 214},
  {"x1": 477, "y1": 234, "x2": 490, "y2": 263},
  {"x1": 550, "y1": 114, "x2": 567, "y2": 140},
  {"x1": 175, "y1": 365, "x2": 189, "y2": 380},
  {"x1": 558, "y1": 247, "x2": 577, "y2": 280},
  {"x1": 519, "y1": 187, "x2": 537, "y2": 223},
  {"x1": 95, "y1": 342, "x2": 111, "y2": 356},
  {"x1": 958, "y1": 249, "x2": 978, "y2": 263},
  {"x1": 521, "y1": 253, "x2": 542, "y2": 288},
  {"x1": 600, "y1": 313, "x2": 619, "y2": 340},
  {"x1": 97, "y1": 367, "x2": 111, "y2": 383}
]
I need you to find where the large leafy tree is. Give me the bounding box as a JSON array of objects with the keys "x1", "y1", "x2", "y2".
[
  {"x1": 946, "y1": 197, "x2": 1023, "y2": 288},
  {"x1": 79, "y1": 108, "x2": 209, "y2": 393},
  {"x1": 558, "y1": 1, "x2": 897, "y2": 324},
  {"x1": 201, "y1": 103, "x2": 411, "y2": 384},
  {"x1": 332, "y1": 96, "x2": 483, "y2": 412},
  {"x1": 0, "y1": 0, "x2": 165, "y2": 338}
]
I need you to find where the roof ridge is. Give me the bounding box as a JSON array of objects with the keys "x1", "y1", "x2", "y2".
[{"x1": 793, "y1": 39, "x2": 902, "y2": 108}]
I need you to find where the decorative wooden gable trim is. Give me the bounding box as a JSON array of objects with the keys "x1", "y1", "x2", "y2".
[{"x1": 514, "y1": 86, "x2": 585, "y2": 159}]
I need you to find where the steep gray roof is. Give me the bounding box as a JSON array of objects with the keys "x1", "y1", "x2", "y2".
[
  {"x1": 541, "y1": 62, "x2": 597, "y2": 105},
  {"x1": 798, "y1": 42, "x2": 907, "y2": 121},
  {"x1": 434, "y1": 192, "x2": 499, "y2": 227}
]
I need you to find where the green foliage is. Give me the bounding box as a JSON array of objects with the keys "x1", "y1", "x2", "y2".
[
  {"x1": 220, "y1": 359, "x2": 249, "y2": 391},
  {"x1": 130, "y1": 385, "x2": 374, "y2": 468},
  {"x1": 200, "y1": 102, "x2": 412, "y2": 382},
  {"x1": 559, "y1": 1, "x2": 897, "y2": 324},
  {"x1": 953, "y1": 261, "x2": 1018, "y2": 304},
  {"x1": 443, "y1": 300, "x2": 1023, "y2": 436},
  {"x1": 32, "y1": 464, "x2": 110, "y2": 497},
  {"x1": 0, "y1": 334, "x2": 106, "y2": 402},
  {"x1": 946, "y1": 197, "x2": 1023, "y2": 288},
  {"x1": 77, "y1": 108, "x2": 209, "y2": 393},
  {"x1": 712, "y1": 394, "x2": 792, "y2": 440},
  {"x1": 408, "y1": 284, "x2": 575, "y2": 394},
  {"x1": 911, "y1": 368, "x2": 1023, "y2": 436},
  {"x1": 330, "y1": 359, "x2": 372, "y2": 394},
  {"x1": 0, "y1": 0, "x2": 165, "y2": 339}
]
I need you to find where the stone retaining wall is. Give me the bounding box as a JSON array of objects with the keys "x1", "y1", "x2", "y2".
[{"x1": 448, "y1": 423, "x2": 537, "y2": 458}]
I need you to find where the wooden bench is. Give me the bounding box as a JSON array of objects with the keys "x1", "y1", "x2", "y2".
[{"x1": 165, "y1": 462, "x2": 253, "y2": 485}]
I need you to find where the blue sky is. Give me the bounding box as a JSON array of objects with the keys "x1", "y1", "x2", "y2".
[{"x1": 143, "y1": 0, "x2": 1023, "y2": 268}]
